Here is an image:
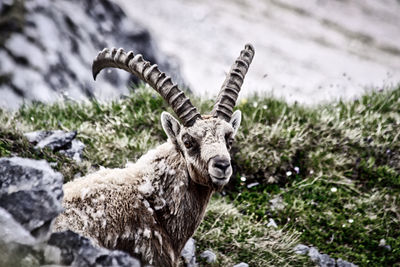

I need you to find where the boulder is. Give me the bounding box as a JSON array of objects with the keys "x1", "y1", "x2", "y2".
[
  {"x1": 0, "y1": 157, "x2": 63, "y2": 240},
  {"x1": 24, "y1": 130, "x2": 85, "y2": 162},
  {"x1": 0, "y1": 156, "x2": 143, "y2": 266}
]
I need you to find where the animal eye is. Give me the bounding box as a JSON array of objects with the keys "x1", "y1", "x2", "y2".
[
  {"x1": 184, "y1": 140, "x2": 192, "y2": 149},
  {"x1": 225, "y1": 134, "x2": 234, "y2": 148}
]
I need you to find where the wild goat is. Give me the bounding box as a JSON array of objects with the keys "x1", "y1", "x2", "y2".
[{"x1": 54, "y1": 44, "x2": 255, "y2": 266}]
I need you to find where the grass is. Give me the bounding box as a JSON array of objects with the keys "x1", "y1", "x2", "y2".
[{"x1": 1, "y1": 84, "x2": 399, "y2": 266}]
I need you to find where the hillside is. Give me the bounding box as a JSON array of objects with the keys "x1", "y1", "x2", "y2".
[{"x1": 1, "y1": 85, "x2": 399, "y2": 266}]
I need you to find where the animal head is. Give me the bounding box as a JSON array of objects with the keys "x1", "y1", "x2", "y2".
[{"x1": 92, "y1": 44, "x2": 255, "y2": 189}]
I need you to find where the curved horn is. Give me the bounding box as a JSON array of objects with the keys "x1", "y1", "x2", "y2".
[
  {"x1": 92, "y1": 48, "x2": 201, "y2": 127},
  {"x1": 211, "y1": 44, "x2": 255, "y2": 121}
]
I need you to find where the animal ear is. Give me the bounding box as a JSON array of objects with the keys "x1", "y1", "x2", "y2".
[
  {"x1": 230, "y1": 110, "x2": 242, "y2": 136},
  {"x1": 161, "y1": 112, "x2": 181, "y2": 142}
]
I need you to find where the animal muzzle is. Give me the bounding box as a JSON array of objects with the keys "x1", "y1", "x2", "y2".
[{"x1": 208, "y1": 155, "x2": 232, "y2": 186}]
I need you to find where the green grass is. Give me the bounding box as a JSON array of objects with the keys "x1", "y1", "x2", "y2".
[{"x1": 1, "y1": 85, "x2": 399, "y2": 266}]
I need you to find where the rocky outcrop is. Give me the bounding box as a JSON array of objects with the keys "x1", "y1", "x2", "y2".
[
  {"x1": 0, "y1": 0, "x2": 186, "y2": 109},
  {"x1": 0, "y1": 157, "x2": 64, "y2": 241},
  {"x1": 24, "y1": 130, "x2": 85, "y2": 162},
  {"x1": 0, "y1": 157, "x2": 142, "y2": 266}
]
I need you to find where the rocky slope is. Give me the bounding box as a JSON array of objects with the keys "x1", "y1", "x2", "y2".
[{"x1": 0, "y1": 0, "x2": 186, "y2": 109}]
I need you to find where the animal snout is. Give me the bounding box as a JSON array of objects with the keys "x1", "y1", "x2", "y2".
[{"x1": 211, "y1": 156, "x2": 231, "y2": 175}]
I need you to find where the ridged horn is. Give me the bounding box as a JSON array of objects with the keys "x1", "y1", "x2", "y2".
[
  {"x1": 211, "y1": 44, "x2": 255, "y2": 121},
  {"x1": 92, "y1": 47, "x2": 201, "y2": 127}
]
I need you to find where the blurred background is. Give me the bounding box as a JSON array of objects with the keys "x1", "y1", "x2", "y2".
[{"x1": 1, "y1": 0, "x2": 400, "y2": 109}]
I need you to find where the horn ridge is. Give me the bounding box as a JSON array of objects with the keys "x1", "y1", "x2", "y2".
[
  {"x1": 92, "y1": 48, "x2": 201, "y2": 126},
  {"x1": 211, "y1": 44, "x2": 255, "y2": 121}
]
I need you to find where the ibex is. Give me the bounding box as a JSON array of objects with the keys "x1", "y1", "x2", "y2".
[{"x1": 54, "y1": 44, "x2": 255, "y2": 266}]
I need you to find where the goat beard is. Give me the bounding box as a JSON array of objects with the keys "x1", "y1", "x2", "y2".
[{"x1": 211, "y1": 181, "x2": 226, "y2": 192}]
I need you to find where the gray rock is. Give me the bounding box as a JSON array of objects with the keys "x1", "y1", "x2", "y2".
[
  {"x1": 308, "y1": 247, "x2": 320, "y2": 262},
  {"x1": 233, "y1": 263, "x2": 249, "y2": 267},
  {"x1": 181, "y1": 237, "x2": 197, "y2": 267},
  {"x1": 294, "y1": 244, "x2": 310, "y2": 255},
  {"x1": 34, "y1": 130, "x2": 77, "y2": 150},
  {"x1": 0, "y1": 157, "x2": 63, "y2": 240},
  {"x1": 0, "y1": 207, "x2": 37, "y2": 246},
  {"x1": 319, "y1": 254, "x2": 335, "y2": 267},
  {"x1": 48, "y1": 230, "x2": 142, "y2": 267},
  {"x1": 307, "y1": 247, "x2": 336, "y2": 267},
  {"x1": 0, "y1": 156, "x2": 143, "y2": 266},
  {"x1": 0, "y1": 0, "x2": 187, "y2": 110},
  {"x1": 0, "y1": 157, "x2": 62, "y2": 266},
  {"x1": 24, "y1": 130, "x2": 85, "y2": 162},
  {"x1": 60, "y1": 139, "x2": 85, "y2": 162},
  {"x1": 200, "y1": 250, "x2": 216, "y2": 263},
  {"x1": 337, "y1": 258, "x2": 358, "y2": 267}
]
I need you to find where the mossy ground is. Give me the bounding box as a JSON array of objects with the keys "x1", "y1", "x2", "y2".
[{"x1": 1, "y1": 85, "x2": 399, "y2": 266}]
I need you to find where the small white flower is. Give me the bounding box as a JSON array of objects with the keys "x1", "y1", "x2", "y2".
[
  {"x1": 348, "y1": 219, "x2": 354, "y2": 223},
  {"x1": 262, "y1": 105, "x2": 268, "y2": 109},
  {"x1": 342, "y1": 224, "x2": 346, "y2": 227},
  {"x1": 253, "y1": 102, "x2": 258, "y2": 108},
  {"x1": 240, "y1": 176, "x2": 246, "y2": 182},
  {"x1": 286, "y1": 171, "x2": 292, "y2": 176},
  {"x1": 294, "y1": 167, "x2": 300, "y2": 174},
  {"x1": 331, "y1": 187, "x2": 337, "y2": 193},
  {"x1": 309, "y1": 170, "x2": 314, "y2": 174}
]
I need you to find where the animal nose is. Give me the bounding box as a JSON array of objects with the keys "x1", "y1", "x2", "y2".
[{"x1": 212, "y1": 156, "x2": 230, "y2": 173}]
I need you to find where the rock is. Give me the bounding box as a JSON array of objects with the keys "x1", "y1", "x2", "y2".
[
  {"x1": 319, "y1": 254, "x2": 336, "y2": 267},
  {"x1": 0, "y1": 157, "x2": 63, "y2": 266},
  {"x1": 0, "y1": 157, "x2": 63, "y2": 240},
  {"x1": 48, "y1": 231, "x2": 141, "y2": 267},
  {"x1": 308, "y1": 247, "x2": 320, "y2": 262},
  {"x1": 199, "y1": 250, "x2": 216, "y2": 263},
  {"x1": 0, "y1": 206, "x2": 37, "y2": 246},
  {"x1": 233, "y1": 263, "x2": 249, "y2": 267},
  {"x1": 60, "y1": 139, "x2": 85, "y2": 162},
  {"x1": 181, "y1": 237, "x2": 197, "y2": 267},
  {"x1": 337, "y1": 258, "x2": 358, "y2": 267},
  {"x1": 0, "y1": 206, "x2": 40, "y2": 267},
  {"x1": 24, "y1": 130, "x2": 85, "y2": 162},
  {"x1": 34, "y1": 130, "x2": 77, "y2": 150},
  {"x1": 0, "y1": 156, "x2": 143, "y2": 266},
  {"x1": 307, "y1": 247, "x2": 336, "y2": 267},
  {"x1": 267, "y1": 218, "x2": 278, "y2": 228},
  {"x1": 0, "y1": 0, "x2": 187, "y2": 110},
  {"x1": 294, "y1": 244, "x2": 310, "y2": 255}
]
